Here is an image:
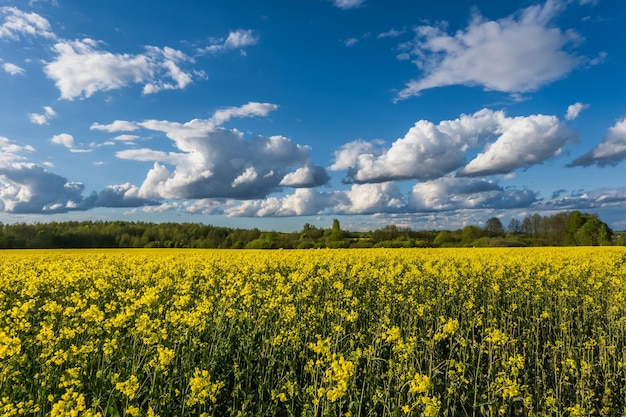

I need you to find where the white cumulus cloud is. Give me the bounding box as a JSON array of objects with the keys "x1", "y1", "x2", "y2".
[
  {"x1": 199, "y1": 29, "x2": 259, "y2": 54},
  {"x1": 396, "y1": 0, "x2": 584, "y2": 100},
  {"x1": 335, "y1": 182, "x2": 405, "y2": 214},
  {"x1": 279, "y1": 164, "x2": 330, "y2": 188},
  {"x1": 565, "y1": 102, "x2": 589, "y2": 120},
  {"x1": 409, "y1": 177, "x2": 538, "y2": 212},
  {"x1": 94, "y1": 103, "x2": 328, "y2": 200},
  {"x1": 222, "y1": 176, "x2": 538, "y2": 218},
  {"x1": 186, "y1": 199, "x2": 232, "y2": 215},
  {"x1": 332, "y1": 109, "x2": 576, "y2": 183},
  {"x1": 568, "y1": 117, "x2": 626, "y2": 167},
  {"x1": 51, "y1": 133, "x2": 74, "y2": 148},
  {"x1": 28, "y1": 106, "x2": 56, "y2": 125},
  {"x1": 0, "y1": 162, "x2": 155, "y2": 214},
  {"x1": 45, "y1": 39, "x2": 197, "y2": 100},
  {"x1": 0, "y1": 135, "x2": 154, "y2": 213},
  {"x1": 459, "y1": 114, "x2": 576, "y2": 176},
  {"x1": 92, "y1": 183, "x2": 155, "y2": 208},
  {"x1": 0, "y1": 136, "x2": 35, "y2": 164},
  {"x1": 210, "y1": 102, "x2": 279, "y2": 126},
  {"x1": 225, "y1": 188, "x2": 333, "y2": 217},
  {"x1": 91, "y1": 120, "x2": 140, "y2": 133},
  {"x1": 231, "y1": 167, "x2": 259, "y2": 187},
  {"x1": 0, "y1": 6, "x2": 56, "y2": 40},
  {"x1": 51, "y1": 133, "x2": 92, "y2": 153},
  {"x1": 0, "y1": 163, "x2": 88, "y2": 213}
]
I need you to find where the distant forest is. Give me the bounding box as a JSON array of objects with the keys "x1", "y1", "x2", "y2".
[{"x1": 0, "y1": 210, "x2": 623, "y2": 249}]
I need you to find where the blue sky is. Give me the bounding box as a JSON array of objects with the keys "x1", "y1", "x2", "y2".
[{"x1": 1, "y1": 0, "x2": 625, "y2": 232}]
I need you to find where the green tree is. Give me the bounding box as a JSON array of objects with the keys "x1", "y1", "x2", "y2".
[
  {"x1": 484, "y1": 217, "x2": 505, "y2": 237},
  {"x1": 521, "y1": 216, "x2": 532, "y2": 237},
  {"x1": 328, "y1": 219, "x2": 344, "y2": 241},
  {"x1": 434, "y1": 230, "x2": 456, "y2": 246},
  {"x1": 565, "y1": 211, "x2": 586, "y2": 245},
  {"x1": 597, "y1": 222, "x2": 612, "y2": 245},
  {"x1": 507, "y1": 218, "x2": 522, "y2": 235},
  {"x1": 461, "y1": 225, "x2": 484, "y2": 246},
  {"x1": 576, "y1": 218, "x2": 600, "y2": 246},
  {"x1": 372, "y1": 225, "x2": 400, "y2": 242}
]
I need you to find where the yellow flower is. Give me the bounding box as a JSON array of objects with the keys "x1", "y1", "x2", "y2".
[
  {"x1": 187, "y1": 369, "x2": 224, "y2": 407},
  {"x1": 324, "y1": 356, "x2": 355, "y2": 402},
  {"x1": 433, "y1": 318, "x2": 459, "y2": 342},
  {"x1": 115, "y1": 375, "x2": 139, "y2": 400},
  {"x1": 0, "y1": 330, "x2": 21, "y2": 360},
  {"x1": 125, "y1": 406, "x2": 140, "y2": 417},
  {"x1": 50, "y1": 388, "x2": 87, "y2": 417},
  {"x1": 409, "y1": 373, "x2": 431, "y2": 394},
  {"x1": 156, "y1": 346, "x2": 175, "y2": 370},
  {"x1": 421, "y1": 396, "x2": 441, "y2": 417}
]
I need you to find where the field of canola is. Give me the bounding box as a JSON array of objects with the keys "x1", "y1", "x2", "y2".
[{"x1": 1, "y1": 247, "x2": 626, "y2": 417}]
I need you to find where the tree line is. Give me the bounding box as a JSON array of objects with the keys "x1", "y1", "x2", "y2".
[{"x1": 0, "y1": 211, "x2": 622, "y2": 249}]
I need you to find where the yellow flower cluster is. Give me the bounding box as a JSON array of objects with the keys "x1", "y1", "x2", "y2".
[
  {"x1": 186, "y1": 369, "x2": 224, "y2": 407},
  {"x1": 115, "y1": 375, "x2": 139, "y2": 400},
  {"x1": 0, "y1": 247, "x2": 624, "y2": 415},
  {"x1": 408, "y1": 373, "x2": 431, "y2": 394},
  {"x1": 324, "y1": 355, "x2": 355, "y2": 402}
]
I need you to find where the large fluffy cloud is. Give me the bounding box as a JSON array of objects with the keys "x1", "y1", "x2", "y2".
[
  {"x1": 396, "y1": 0, "x2": 585, "y2": 100},
  {"x1": 0, "y1": 161, "x2": 156, "y2": 213},
  {"x1": 1, "y1": 102, "x2": 331, "y2": 215},
  {"x1": 459, "y1": 114, "x2": 576, "y2": 176},
  {"x1": 332, "y1": 109, "x2": 501, "y2": 183},
  {"x1": 92, "y1": 183, "x2": 157, "y2": 208},
  {"x1": 133, "y1": 132, "x2": 318, "y2": 199},
  {"x1": 44, "y1": 39, "x2": 198, "y2": 100},
  {"x1": 279, "y1": 164, "x2": 330, "y2": 188},
  {"x1": 222, "y1": 178, "x2": 536, "y2": 218},
  {"x1": 567, "y1": 118, "x2": 626, "y2": 167},
  {"x1": 2, "y1": 8, "x2": 258, "y2": 100},
  {"x1": 409, "y1": 177, "x2": 538, "y2": 212},
  {"x1": 332, "y1": 109, "x2": 575, "y2": 183},
  {"x1": 95, "y1": 102, "x2": 330, "y2": 200},
  {"x1": 145, "y1": 183, "x2": 626, "y2": 222},
  {"x1": 225, "y1": 188, "x2": 333, "y2": 217},
  {"x1": 223, "y1": 183, "x2": 404, "y2": 218},
  {"x1": 0, "y1": 163, "x2": 87, "y2": 213},
  {"x1": 335, "y1": 182, "x2": 406, "y2": 214},
  {"x1": 0, "y1": 135, "x2": 155, "y2": 213}
]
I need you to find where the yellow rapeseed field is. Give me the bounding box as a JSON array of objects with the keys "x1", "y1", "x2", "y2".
[{"x1": 1, "y1": 248, "x2": 625, "y2": 416}]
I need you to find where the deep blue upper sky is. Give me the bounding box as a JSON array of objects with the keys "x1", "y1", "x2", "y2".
[{"x1": 1, "y1": 0, "x2": 625, "y2": 231}]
